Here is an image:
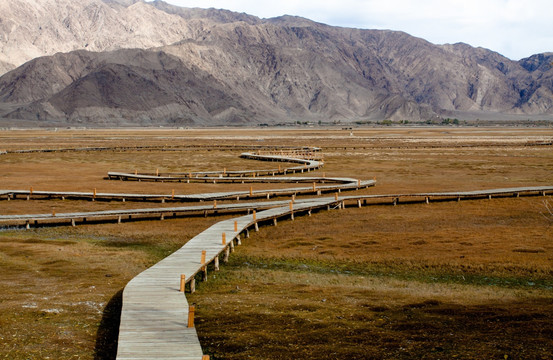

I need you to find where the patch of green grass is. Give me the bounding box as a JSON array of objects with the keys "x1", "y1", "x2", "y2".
[{"x1": 224, "y1": 254, "x2": 553, "y2": 290}]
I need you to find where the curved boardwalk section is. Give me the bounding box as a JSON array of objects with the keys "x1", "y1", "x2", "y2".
[{"x1": 1, "y1": 145, "x2": 552, "y2": 359}]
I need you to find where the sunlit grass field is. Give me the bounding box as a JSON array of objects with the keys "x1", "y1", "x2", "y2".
[{"x1": 0, "y1": 127, "x2": 552, "y2": 359}]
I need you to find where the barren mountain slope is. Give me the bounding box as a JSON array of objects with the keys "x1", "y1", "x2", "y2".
[
  {"x1": 0, "y1": 1, "x2": 552, "y2": 126},
  {"x1": 0, "y1": 0, "x2": 222, "y2": 75}
]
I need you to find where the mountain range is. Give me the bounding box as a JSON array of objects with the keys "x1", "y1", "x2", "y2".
[{"x1": 0, "y1": 0, "x2": 552, "y2": 126}]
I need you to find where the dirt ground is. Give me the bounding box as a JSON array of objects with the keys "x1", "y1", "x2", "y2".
[{"x1": 0, "y1": 127, "x2": 552, "y2": 359}]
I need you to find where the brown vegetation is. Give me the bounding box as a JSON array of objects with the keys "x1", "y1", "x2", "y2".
[{"x1": 0, "y1": 128, "x2": 552, "y2": 359}]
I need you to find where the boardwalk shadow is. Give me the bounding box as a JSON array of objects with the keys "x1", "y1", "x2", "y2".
[{"x1": 94, "y1": 289, "x2": 123, "y2": 360}]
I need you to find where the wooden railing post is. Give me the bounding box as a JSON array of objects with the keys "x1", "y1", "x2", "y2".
[
  {"x1": 180, "y1": 274, "x2": 185, "y2": 292},
  {"x1": 222, "y1": 232, "x2": 226, "y2": 245},
  {"x1": 234, "y1": 220, "x2": 238, "y2": 232},
  {"x1": 187, "y1": 305, "x2": 195, "y2": 328}
]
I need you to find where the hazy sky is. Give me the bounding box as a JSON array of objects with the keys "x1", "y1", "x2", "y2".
[{"x1": 152, "y1": 0, "x2": 552, "y2": 60}]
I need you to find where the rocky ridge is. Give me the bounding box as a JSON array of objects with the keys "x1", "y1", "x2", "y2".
[{"x1": 0, "y1": 0, "x2": 552, "y2": 126}]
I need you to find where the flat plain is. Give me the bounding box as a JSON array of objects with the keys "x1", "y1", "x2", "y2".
[{"x1": 0, "y1": 127, "x2": 552, "y2": 359}]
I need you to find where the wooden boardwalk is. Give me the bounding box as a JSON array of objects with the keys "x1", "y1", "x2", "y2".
[
  {"x1": 117, "y1": 199, "x2": 331, "y2": 359},
  {"x1": 1, "y1": 145, "x2": 552, "y2": 359}
]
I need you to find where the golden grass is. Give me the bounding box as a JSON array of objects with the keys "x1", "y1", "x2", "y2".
[{"x1": 0, "y1": 127, "x2": 552, "y2": 359}]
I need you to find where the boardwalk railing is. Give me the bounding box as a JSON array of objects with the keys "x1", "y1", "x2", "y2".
[{"x1": 1, "y1": 145, "x2": 552, "y2": 359}]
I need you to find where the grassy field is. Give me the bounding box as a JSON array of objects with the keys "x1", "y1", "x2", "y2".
[{"x1": 0, "y1": 127, "x2": 552, "y2": 359}]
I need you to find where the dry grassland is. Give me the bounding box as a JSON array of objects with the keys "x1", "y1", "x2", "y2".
[{"x1": 0, "y1": 127, "x2": 552, "y2": 359}]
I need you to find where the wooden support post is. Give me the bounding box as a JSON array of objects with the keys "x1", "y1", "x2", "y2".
[
  {"x1": 273, "y1": 218, "x2": 277, "y2": 226},
  {"x1": 425, "y1": 197, "x2": 429, "y2": 204},
  {"x1": 236, "y1": 235, "x2": 241, "y2": 245},
  {"x1": 117, "y1": 216, "x2": 122, "y2": 224},
  {"x1": 71, "y1": 219, "x2": 76, "y2": 227},
  {"x1": 542, "y1": 191, "x2": 546, "y2": 196},
  {"x1": 222, "y1": 232, "x2": 226, "y2": 245},
  {"x1": 214, "y1": 256, "x2": 219, "y2": 271},
  {"x1": 213, "y1": 200, "x2": 217, "y2": 209},
  {"x1": 202, "y1": 266, "x2": 208, "y2": 282},
  {"x1": 201, "y1": 250, "x2": 206, "y2": 265},
  {"x1": 457, "y1": 196, "x2": 461, "y2": 202},
  {"x1": 190, "y1": 278, "x2": 196, "y2": 293},
  {"x1": 340, "y1": 201, "x2": 345, "y2": 209},
  {"x1": 317, "y1": 190, "x2": 321, "y2": 196},
  {"x1": 393, "y1": 198, "x2": 397, "y2": 206},
  {"x1": 245, "y1": 229, "x2": 250, "y2": 238},
  {"x1": 357, "y1": 200, "x2": 362, "y2": 208},
  {"x1": 223, "y1": 247, "x2": 230, "y2": 263},
  {"x1": 357, "y1": 179, "x2": 361, "y2": 188},
  {"x1": 26, "y1": 220, "x2": 30, "y2": 230},
  {"x1": 160, "y1": 213, "x2": 165, "y2": 221},
  {"x1": 335, "y1": 192, "x2": 339, "y2": 200},
  {"x1": 230, "y1": 240, "x2": 235, "y2": 253},
  {"x1": 313, "y1": 182, "x2": 316, "y2": 191},
  {"x1": 488, "y1": 195, "x2": 492, "y2": 200},
  {"x1": 255, "y1": 222, "x2": 259, "y2": 232},
  {"x1": 267, "y1": 193, "x2": 270, "y2": 199},
  {"x1": 234, "y1": 220, "x2": 238, "y2": 232},
  {"x1": 187, "y1": 305, "x2": 195, "y2": 328},
  {"x1": 180, "y1": 274, "x2": 185, "y2": 292}
]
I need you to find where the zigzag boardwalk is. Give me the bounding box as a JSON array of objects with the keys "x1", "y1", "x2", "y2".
[
  {"x1": 1, "y1": 147, "x2": 551, "y2": 359},
  {"x1": 117, "y1": 199, "x2": 332, "y2": 359}
]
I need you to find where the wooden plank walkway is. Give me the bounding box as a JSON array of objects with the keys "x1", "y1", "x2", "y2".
[
  {"x1": 116, "y1": 184, "x2": 552, "y2": 359},
  {"x1": 116, "y1": 199, "x2": 332, "y2": 360},
  {"x1": 2, "y1": 145, "x2": 552, "y2": 359},
  {"x1": 0, "y1": 177, "x2": 370, "y2": 203},
  {"x1": 2, "y1": 184, "x2": 552, "y2": 229}
]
